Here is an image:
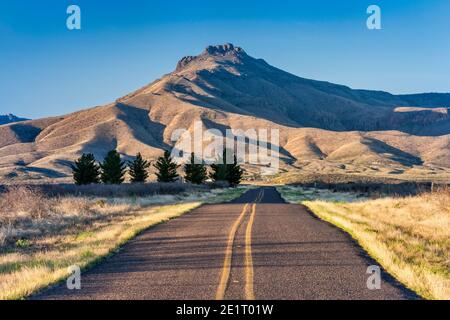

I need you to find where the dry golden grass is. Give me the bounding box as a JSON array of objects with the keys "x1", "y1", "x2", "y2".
[
  {"x1": 279, "y1": 187, "x2": 449, "y2": 300},
  {"x1": 0, "y1": 186, "x2": 248, "y2": 300}
]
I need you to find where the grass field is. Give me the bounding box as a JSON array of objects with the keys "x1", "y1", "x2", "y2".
[
  {"x1": 0, "y1": 185, "x2": 248, "y2": 300},
  {"x1": 277, "y1": 186, "x2": 450, "y2": 300},
  {"x1": 269, "y1": 169, "x2": 450, "y2": 187}
]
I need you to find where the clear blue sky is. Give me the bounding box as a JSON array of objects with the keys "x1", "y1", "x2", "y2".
[{"x1": 0, "y1": 0, "x2": 449, "y2": 119}]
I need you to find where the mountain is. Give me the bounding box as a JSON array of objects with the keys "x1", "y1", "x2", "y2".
[
  {"x1": 0, "y1": 43, "x2": 449, "y2": 182},
  {"x1": 0, "y1": 114, "x2": 28, "y2": 126}
]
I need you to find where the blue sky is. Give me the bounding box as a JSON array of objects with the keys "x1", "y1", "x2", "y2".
[{"x1": 0, "y1": 0, "x2": 449, "y2": 118}]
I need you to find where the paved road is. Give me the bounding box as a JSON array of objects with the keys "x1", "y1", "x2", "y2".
[{"x1": 35, "y1": 187, "x2": 417, "y2": 300}]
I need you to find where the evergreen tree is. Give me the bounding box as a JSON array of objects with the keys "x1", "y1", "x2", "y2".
[
  {"x1": 128, "y1": 153, "x2": 151, "y2": 183},
  {"x1": 209, "y1": 149, "x2": 244, "y2": 186},
  {"x1": 210, "y1": 150, "x2": 229, "y2": 182},
  {"x1": 100, "y1": 150, "x2": 126, "y2": 184},
  {"x1": 210, "y1": 149, "x2": 244, "y2": 186},
  {"x1": 154, "y1": 150, "x2": 179, "y2": 183},
  {"x1": 72, "y1": 153, "x2": 100, "y2": 185},
  {"x1": 184, "y1": 152, "x2": 207, "y2": 184},
  {"x1": 227, "y1": 154, "x2": 244, "y2": 186}
]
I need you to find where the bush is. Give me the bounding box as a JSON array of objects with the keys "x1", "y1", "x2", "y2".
[
  {"x1": 0, "y1": 225, "x2": 13, "y2": 246},
  {"x1": 5, "y1": 182, "x2": 210, "y2": 198},
  {"x1": 0, "y1": 186, "x2": 50, "y2": 221}
]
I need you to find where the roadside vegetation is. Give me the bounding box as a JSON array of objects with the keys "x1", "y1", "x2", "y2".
[
  {"x1": 277, "y1": 185, "x2": 366, "y2": 203},
  {"x1": 72, "y1": 149, "x2": 244, "y2": 186},
  {"x1": 277, "y1": 185, "x2": 450, "y2": 300},
  {"x1": 0, "y1": 147, "x2": 247, "y2": 300},
  {"x1": 0, "y1": 185, "x2": 248, "y2": 300}
]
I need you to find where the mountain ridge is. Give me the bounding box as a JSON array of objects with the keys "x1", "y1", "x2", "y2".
[
  {"x1": 0, "y1": 114, "x2": 28, "y2": 126},
  {"x1": 0, "y1": 43, "x2": 449, "y2": 182}
]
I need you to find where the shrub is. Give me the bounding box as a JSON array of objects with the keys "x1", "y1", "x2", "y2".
[
  {"x1": 0, "y1": 186, "x2": 50, "y2": 221},
  {"x1": 0, "y1": 225, "x2": 13, "y2": 246}
]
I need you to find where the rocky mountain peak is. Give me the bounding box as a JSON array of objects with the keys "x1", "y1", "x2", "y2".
[
  {"x1": 202, "y1": 43, "x2": 245, "y2": 56},
  {"x1": 176, "y1": 43, "x2": 246, "y2": 71}
]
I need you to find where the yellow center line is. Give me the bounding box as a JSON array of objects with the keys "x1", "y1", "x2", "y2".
[
  {"x1": 215, "y1": 188, "x2": 265, "y2": 300},
  {"x1": 215, "y1": 203, "x2": 250, "y2": 300},
  {"x1": 245, "y1": 189, "x2": 264, "y2": 300},
  {"x1": 244, "y1": 203, "x2": 257, "y2": 300}
]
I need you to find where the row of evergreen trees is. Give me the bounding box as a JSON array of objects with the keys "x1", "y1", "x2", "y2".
[{"x1": 72, "y1": 150, "x2": 243, "y2": 186}]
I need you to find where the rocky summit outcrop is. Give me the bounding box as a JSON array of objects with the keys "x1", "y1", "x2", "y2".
[{"x1": 203, "y1": 43, "x2": 246, "y2": 56}]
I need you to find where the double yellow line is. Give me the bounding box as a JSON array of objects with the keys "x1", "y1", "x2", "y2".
[{"x1": 215, "y1": 189, "x2": 264, "y2": 300}]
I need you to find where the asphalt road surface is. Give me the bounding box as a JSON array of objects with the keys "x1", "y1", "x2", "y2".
[{"x1": 35, "y1": 187, "x2": 417, "y2": 300}]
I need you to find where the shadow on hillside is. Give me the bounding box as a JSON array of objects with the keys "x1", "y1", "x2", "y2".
[
  {"x1": 79, "y1": 103, "x2": 172, "y2": 158},
  {"x1": 10, "y1": 123, "x2": 42, "y2": 143},
  {"x1": 19, "y1": 166, "x2": 67, "y2": 178},
  {"x1": 116, "y1": 103, "x2": 172, "y2": 151},
  {"x1": 168, "y1": 69, "x2": 450, "y2": 137},
  {"x1": 201, "y1": 118, "x2": 295, "y2": 163},
  {"x1": 362, "y1": 137, "x2": 423, "y2": 166}
]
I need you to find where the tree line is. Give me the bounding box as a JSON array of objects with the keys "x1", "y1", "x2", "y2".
[{"x1": 72, "y1": 150, "x2": 243, "y2": 186}]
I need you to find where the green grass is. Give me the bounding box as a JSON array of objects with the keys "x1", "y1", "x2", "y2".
[{"x1": 15, "y1": 239, "x2": 30, "y2": 248}]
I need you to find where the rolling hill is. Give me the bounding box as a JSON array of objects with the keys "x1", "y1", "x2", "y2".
[{"x1": 1, "y1": 43, "x2": 449, "y2": 182}]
